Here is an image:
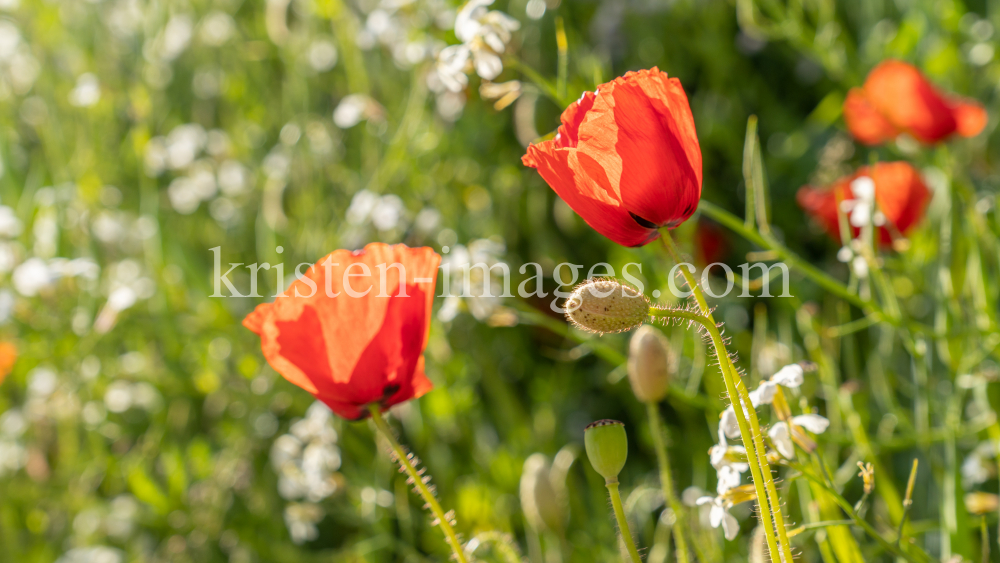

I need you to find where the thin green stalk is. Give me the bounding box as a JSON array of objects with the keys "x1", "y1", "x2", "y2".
[
  {"x1": 896, "y1": 459, "x2": 918, "y2": 548},
  {"x1": 646, "y1": 402, "x2": 691, "y2": 563},
  {"x1": 699, "y1": 200, "x2": 947, "y2": 339},
  {"x1": 369, "y1": 406, "x2": 470, "y2": 563},
  {"x1": 658, "y1": 232, "x2": 794, "y2": 563},
  {"x1": 787, "y1": 519, "x2": 854, "y2": 536},
  {"x1": 606, "y1": 480, "x2": 643, "y2": 563},
  {"x1": 796, "y1": 457, "x2": 931, "y2": 563},
  {"x1": 647, "y1": 307, "x2": 783, "y2": 562}
]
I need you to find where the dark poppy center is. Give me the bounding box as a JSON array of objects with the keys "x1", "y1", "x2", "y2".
[{"x1": 629, "y1": 212, "x2": 660, "y2": 229}]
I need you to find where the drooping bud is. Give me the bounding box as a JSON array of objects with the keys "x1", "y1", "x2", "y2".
[
  {"x1": 627, "y1": 325, "x2": 672, "y2": 403},
  {"x1": 584, "y1": 419, "x2": 628, "y2": 482},
  {"x1": 520, "y1": 454, "x2": 564, "y2": 533},
  {"x1": 565, "y1": 279, "x2": 648, "y2": 334}
]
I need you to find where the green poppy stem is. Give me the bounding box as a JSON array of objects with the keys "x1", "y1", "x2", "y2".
[
  {"x1": 645, "y1": 401, "x2": 691, "y2": 563},
  {"x1": 606, "y1": 478, "x2": 643, "y2": 563},
  {"x1": 656, "y1": 230, "x2": 794, "y2": 563},
  {"x1": 368, "y1": 405, "x2": 469, "y2": 563}
]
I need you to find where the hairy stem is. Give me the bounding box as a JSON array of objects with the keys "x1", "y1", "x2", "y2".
[
  {"x1": 657, "y1": 231, "x2": 794, "y2": 563},
  {"x1": 369, "y1": 406, "x2": 470, "y2": 563},
  {"x1": 646, "y1": 402, "x2": 691, "y2": 563},
  {"x1": 606, "y1": 479, "x2": 643, "y2": 563}
]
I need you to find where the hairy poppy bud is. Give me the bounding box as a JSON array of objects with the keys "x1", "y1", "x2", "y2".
[
  {"x1": 585, "y1": 419, "x2": 628, "y2": 482},
  {"x1": 627, "y1": 325, "x2": 672, "y2": 403},
  {"x1": 519, "y1": 454, "x2": 564, "y2": 533},
  {"x1": 565, "y1": 279, "x2": 648, "y2": 334}
]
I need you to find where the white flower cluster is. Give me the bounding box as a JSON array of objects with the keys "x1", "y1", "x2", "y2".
[
  {"x1": 355, "y1": 0, "x2": 451, "y2": 70},
  {"x1": 0, "y1": 20, "x2": 40, "y2": 100},
  {"x1": 963, "y1": 441, "x2": 997, "y2": 486},
  {"x1": 836, "y1": 175, "x2": 886, "y2": 279},
  {"x1": 270, "y1": 402, "x2": 343, "y2": 544},
  {"x1": 700, "y1": 364, "x2": 829, "y2": 540},
  {"x1": 428, "y1": 0, "x2": 520, "y2": 121},
  {"x1": 431, "y1": 0, "x2": 520, "y2": 92},
  {"x1": 93, "y1": 259, "x2": 157, "y2": 334},
  {"x1": 144, "y1": 124, "x2": 250, "y2": 219},
  {"x1": 71, "y1": 495, "x2": 141, "y2": 542},
  {"x1": 438, "y1": 238, "x2": 509, "y2": 322},
  {"x1": 340, "y1": 189, "x2": 442, "y2": 248},
  {"x1": 0, "y1": 409, "x2": 27, "y2": 477}
]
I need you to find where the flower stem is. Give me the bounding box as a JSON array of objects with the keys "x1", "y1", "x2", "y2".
[
  {"x1": 645, "y1": 402, "x2": 691, "y2": 563},
  {"x1": 606, "y1": 479, "x2": 643, "y2": 563},
  {"x1": 657, "y1": 231, "x2": 794, "y2": 563},
  {"x1": 368, "y1": 405, "x2": 469, "y2": 563}
]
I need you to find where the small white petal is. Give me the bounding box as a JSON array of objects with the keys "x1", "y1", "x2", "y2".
[
  {"x1": 849, "y1": 202, "x2": 871, "y2": 227},
  {"x1": 750, "y1": 380, "x2": 777, "y2": 406},
  {"x1": 792, "y1": 414, "x2": 830, "y2": 434},
  {"x1": 771, "y1": 364, "x2": 804, "y2": 388},
  {"x1": 850, "y1": 176, "x2": 876, "y2": 202},
  {"x1": 709, "y1": 503, "x2": 725, "y2": 528},
  {"x1": 696, "y1": 495, "x2": 716, "y2": 506},
  {"x1": 716, "y1": 466, "x2": 741, "y2": 495},
  {"x1": 852, "y1": 256, "x2": 869, "y2": 278},
  {"x1": 720, "y1": 407, "x2": 741, "y2": 440},
  {"x1": 472, "y1": 49, "x2": 503, "y2": 80},
  {"x1": 721, "y1": 511, "x2": 740, "y2": 540},
  {"x1": 768, "y1": 422, "x2": 795, "y2": 459}
]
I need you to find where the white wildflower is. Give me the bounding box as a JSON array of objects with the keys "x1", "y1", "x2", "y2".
[
  {"x1": 308, "y1": 40, "x2": 338, "y2": 72},
  {"x1": 748, "y1": 363, "x2": 805, "y2": 407},
  {"x1": 0, "y1": 205, "x2": 22, "y2": 236},
  {"x1": 696, "y1": 495, "x2": 739, "y2": 541},
  {"x1": 12, "y1": 258, "x2": 51, "y2": 296},
  {"x1": 68, "y1": 73, "x2": 100, "y2": 107},
  {"x1": 200, "y1": 11, "x2": 235, "y2": 46},
  {"x1": 768, "y1": 414, "x2": 830, "y2": 459}
]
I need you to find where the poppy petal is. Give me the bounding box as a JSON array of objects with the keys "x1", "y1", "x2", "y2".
[
  {"x1": 607, "y1": 69, "x2": 702, "y2": 228},
  {"x1": 843, "y1": 88, "x2": 899, "y2": 145},
  {"x1": 952, "y1": 99, "x2": 988, "y2": 137}
]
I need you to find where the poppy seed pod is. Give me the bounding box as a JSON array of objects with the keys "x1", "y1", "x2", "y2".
[
  {"x1": 627, "y1": 326, "x2": 672, "y2": 403},
  {"x1": 584, "y1": 419, "x2": 628, "y2": 482},
  {"x1": 565, "y1": 279, "x2": 648, "y2": 334}
]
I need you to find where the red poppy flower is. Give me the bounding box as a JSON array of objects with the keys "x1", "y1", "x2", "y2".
[
  {"x1": 796, "y1": 161, "x2": 931, "y2": 245},
  {"x1": 522, "y1": 67, "x2": 702, "y2": 247},
  {"x1": 843, "y1": 60, "x2": 987, "y2": 145},
  {"x1": 243, "y1": 243, "x2": 440, "y2": 420},
  {"x1": 0, "y1": 342, "x2": 16, "y2": 385}
]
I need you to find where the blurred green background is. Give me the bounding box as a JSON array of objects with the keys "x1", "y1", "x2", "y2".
[{"x1": 3, "y1": 0, "x2": 1000, "y2": 561}]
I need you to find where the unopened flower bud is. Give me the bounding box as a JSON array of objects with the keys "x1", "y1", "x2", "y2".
[
  {"x1": 627, "y1": 325, "x2": 672, "y2": 403},
  {"x1": 565, "y1": 279, "x2": 648, "y2": 334},
  {"x1": 585, "y1": 419, "x2": 628, "y2": 482},
  {"x1": 520, "y1": 453, "x2": 564, "y2": 533}
]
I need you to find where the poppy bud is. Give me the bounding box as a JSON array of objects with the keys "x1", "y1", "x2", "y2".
[
  {"x1": 565, "y1": 279, "x2": 648, "y2": 335},
  {"x1": 585, "y1": 419, "x2": 628, "y2": 483},
  {"x1": 519, "y1": 454, "x2": 564, "y2": 533},
  {"x1": 627, "y1": 325, "x2": 672, "y2": 403}
]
